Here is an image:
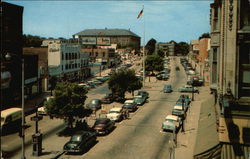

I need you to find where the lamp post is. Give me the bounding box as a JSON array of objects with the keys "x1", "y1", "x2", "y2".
[{"x1": 5, "y1": 53, "x2": 26, "y2": 159}]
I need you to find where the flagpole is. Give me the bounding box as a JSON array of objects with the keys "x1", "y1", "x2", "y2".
[{"x1": 142, "y1": 5, "x2": 145, "y2": 87}]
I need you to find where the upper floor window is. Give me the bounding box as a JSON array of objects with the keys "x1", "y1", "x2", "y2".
[{"x1": 240, "y1": 0, "x2": 250, "y2": 29}]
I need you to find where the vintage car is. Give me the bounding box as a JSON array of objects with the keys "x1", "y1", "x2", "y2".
[
  {"x1": 122, "y1": 100, "x2": 137, "y2": 112},
  {"x1": 177, "y1": 94, "x2": 191, "y2": 105},
  {"x1": 63, "y1": 131, "x2": 97, "y2": 154},
  {"x1": 162, "y1": 115, "x2": 182, "y2": 133},
  {"x1": 92, "y1": 118, "x2": 115, "y2": 135},
  {"x1": 133, "y1": 95, "x2": 146, "y2": 106},
  {"x1": 136, "y1": 90, "x2": 149, "y2": 99},
  {"x1": 106, "y1": 107, "x2": 124, "y2": 122},
  {"x1": 101, "y1": 93, "x2": 114, "y2": 104},
  {"x1": 178, "y1": 85, "x2": 199, "y2": 93},
  {"x1": 172, "y1": 105, "x2": 186, "y2": 119},
  {"x1": 86, "y1": 99, "x2": 102, "y2": 111},
  {"x1": 163, "y1": 84, "x2": 172, "y2": 93}
]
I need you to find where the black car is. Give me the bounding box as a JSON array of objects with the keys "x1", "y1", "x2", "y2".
[
  {"x1": 93, "y1": 118, "x2": 115, "y2": 135},
  {"x1": 63, "y1": 131, "x2": 97, "y2": 154}
]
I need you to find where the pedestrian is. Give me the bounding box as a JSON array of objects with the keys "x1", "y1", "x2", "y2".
[{"x1": 126, "y1": 109, "x2": 129, "y2": 119}]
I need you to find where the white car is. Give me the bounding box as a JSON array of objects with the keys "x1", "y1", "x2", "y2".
[
  {"x1": 162, "y1": 115, "x2": 182, "y2": 132},
  {"x1": 106, "y1": 107, "x2": 123, "y2": 122},
  {"x1": 37, "y1": 106, "x2": 47, "y2": 115}
]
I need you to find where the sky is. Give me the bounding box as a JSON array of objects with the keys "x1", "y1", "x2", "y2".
[{"x1": 6, "y1": 0, "x2": 212, "y2": 44}]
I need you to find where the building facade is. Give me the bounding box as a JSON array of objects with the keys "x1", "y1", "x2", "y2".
[
  {"x1": 1, "y1": 2, "x2": 23, "y2": 108},
  {"x1": 208, "y1": 0, "x2": 250, "y2": 158},
  {"x1": 155, "y1": 42, "x2": 175, "y2": 56},
  {"x1": 73, "y1": 28, "x2": 141, "y2": 52},
  {"x1": 48, "y1": 40, "x2": 90, "y2": 83}
]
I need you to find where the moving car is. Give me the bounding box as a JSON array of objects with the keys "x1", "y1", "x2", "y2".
[
  {"x1": 137, "y1": 90, "x2": 149, "y2": 99},
  {"x1": 63, "y1": 131, "x2": 97, "y2": 154},
  {"x1": 178, "y1": 85, "x2": 199, "y2": 93},
  {"x1": 92, "y1": 118, "x2": 115, "y2": 135},
  {"x1": 162, "y1": 115, "x2": 182, "y2": 133},
  {"x1": 133, "y1": 95, "x2": 146, "y2": 106},
  {"x1": 86, "y1": 99, "x2": 102, "y2": 111},
  {"x1": 106, "y1": 107, "x2": 124, "y2": 122},
  {"x1": 163, "y1": 84, "x2": 172, "y2": 93}
]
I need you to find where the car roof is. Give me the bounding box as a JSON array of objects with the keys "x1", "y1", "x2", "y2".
[
  {"x1": 173, "y1": 105, "x2": 183, "y2": 110},
  {"x1": 165, "y1": 115, "x2": 179, "y2": 121},
  {"x1": 109, "y1": 107, "x2": 122, "y2": 111},
  {"x1": 1, "y1": 107, "x2": 22, "y2": 117},
  {"x1": 125, "y1": 100, "x2": 134, "y2": 103}
]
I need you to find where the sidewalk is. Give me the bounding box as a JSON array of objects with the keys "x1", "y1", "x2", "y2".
[{"x1": 175, "y1": 86, "x2": 213, "y2": 159}]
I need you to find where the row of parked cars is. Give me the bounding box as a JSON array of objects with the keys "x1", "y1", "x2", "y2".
[
  {"x1": 63, "y1": 90, "x2": 150, "y2": 154},
  {"x1": 162, "y1": 94, "x2": 191, "y2": 133}
]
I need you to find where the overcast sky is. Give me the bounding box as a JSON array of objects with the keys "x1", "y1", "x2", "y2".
[{"x1": 7, "y1": 0, "x2": 212, "y2": 44}]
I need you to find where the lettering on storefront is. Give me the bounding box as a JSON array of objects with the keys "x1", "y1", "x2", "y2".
[{"x1": 49, "y1": 48, "x2": 59, "y2": 52}]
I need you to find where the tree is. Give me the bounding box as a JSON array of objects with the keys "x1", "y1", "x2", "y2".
[
  {"x1": 157, "y1": 48, "x2": 165, "y2": 57},
  {"x1": 23, "y1": 34, "x2": 44, "y2": 47},
  {"x1": 49, "y1": 76, "x2": 58, "y2": 96},
  {"x1": 108, "y1": 69, "x2": 142, "y2": 97},
  {"x1": 45, "y1": 82, "x2": 89, "y2": 128},
  {"x1": 145, "y1": 38, "x2": 157, "y2": 55},
  {"x1": 175, "y1": 42, "x2": 189, "y2": 56},
  {"x1": 199, "y1": 33, "x2": 210, "y2": 40},
  {"x1": 145, "y1": 54, "x2": 164, "y2": 74}
]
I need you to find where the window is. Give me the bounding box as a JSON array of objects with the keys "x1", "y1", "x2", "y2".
[
  {"x1": 103, "y1": 52, "x2": 106, "y2": 57},
  {"x1": 239, "y1": 44, "x2": 250, "y2": 97},
  {"x1": 66, "y1": 53, "x2": 68, "y2": 60},
  {"x1": 62, "y1": 54, "x2": 64, "y2": 60},
  {"x1": 240, "y1": 0, "x2": 250, "y2": 29},
  {"x1": 62, "y1": 65, "x2": 64, "y2": 71},
  {"x1": 212, "y1": 6, "x2": 219, "y2": 31}
]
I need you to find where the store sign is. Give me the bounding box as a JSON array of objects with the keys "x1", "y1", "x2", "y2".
[{"x1": 82, "y1": 37, "x2": 96, "y2": 45}]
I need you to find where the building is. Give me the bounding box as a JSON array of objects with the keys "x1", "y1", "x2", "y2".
[
  {"x1": 155, "y1": 41, "x2": 175, "y2": 56},
  {"x1": 48, "y1": 40, "x2": 90, "y2": 82},
  {"x1": 198, "y1": 0, "x2": 250, "y2": 158},
  {"x1": 81, "y1": 48, "x2": 118, "y2": 68},
  {"x1": 23, "y1": 47, "x2": 49, "y2": 91},
  {"x1": 1, "y1": 2, "x2": 23, "y2": 108},
  {"x1": 73, "y1": 28, "x2": 141, "y2": 52}
]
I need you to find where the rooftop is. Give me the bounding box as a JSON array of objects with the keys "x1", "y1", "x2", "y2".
[{"x1": 73, "y1": 29, "x2": 140, "y2": 38}]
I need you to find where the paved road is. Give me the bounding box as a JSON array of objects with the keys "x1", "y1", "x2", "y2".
[{"x1": 6, "y1": 57, "x2": 189, "y2": 159}]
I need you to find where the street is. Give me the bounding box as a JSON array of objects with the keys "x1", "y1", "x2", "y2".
[{"x1": 4, "y1": 57, "x2": 189, "y2": 159}]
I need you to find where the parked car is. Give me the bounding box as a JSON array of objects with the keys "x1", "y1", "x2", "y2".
[
  {"x1": 37, "y1": 106, "x2": 47, "y2": 115},
  {"x1": 113, "y1": 94, "x2": 126, "y2": 103},
  {"x1": 172, "y1": 105, "x2": 186, "y2": 119},
  {"x1": 106, "y1": 107, "x2": 124, "y2": 122},
  {"x1": 133, "y1": 95, "x2": 146, "y2": 106},
  {"x1": 174, "y1": 102, "x2": 188, "y2": 113},
  {"x1": 122, "y1": 100, "x2": 137, "y2": 112},
  {"x1": 92, "y1": 118, "x2": 115, "y2": 135},
  {"x1": 178, "y1": 85, "x2": 199, "y2": 93},
  {"x1": 163, "y1": 84, "x2": 172, "y2": 93},
  {"x1": 162, "y1": 115, "x2": 182, "y2": 133},
  {"x1": 101, "y1": 93, "x2": 114, "y2": 104},
  {"x1": 177, "y1": 94, "x2": 191, "y2": 105},
  {"x1": 63, "y1": 131, "x2": 97, "y2": 154},
  {"x1": 161, "y1": 74, "x2": 169, "y2": 81},
  {"x1": 137, "y1": 90, "x2": 149, "y2": 99},
  {"x1": 86, "y1": 99, "x2": 102, "y2": 111}
]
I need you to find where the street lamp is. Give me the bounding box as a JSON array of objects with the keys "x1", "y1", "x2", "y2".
[{"x1": 5, "y1": 53, "x2": 26, "y2": 159}]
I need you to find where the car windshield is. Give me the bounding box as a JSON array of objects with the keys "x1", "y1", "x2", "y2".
[
  {"x1": 109, "y1": 110, "x2": 119, "y2": 113},
  {"x1": 166, "y1": 119, "x2": 175, "y2": 122},
  {"x1": 71, "y1": 135, "x2": 82, "y2": 142},
  {"x1": 123, "y1": 104, "x2": 133, "y2": 108},
  {"x1": 91, "y1": 100, "x2": 99, "y2": 104}
]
